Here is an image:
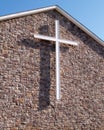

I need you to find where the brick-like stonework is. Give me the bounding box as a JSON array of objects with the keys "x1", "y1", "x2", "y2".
[{"x1": 0, "y1": 10, "x2": 104, "y2": 130}]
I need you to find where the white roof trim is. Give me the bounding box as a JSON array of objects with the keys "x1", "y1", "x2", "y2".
[
  {"x1": 56, "y1": 6, "x2": 104, "y2": 46},
  {"x1": 0, "y1": 6, "x2": 56, "y2": 21},
  {"x1": 0, "y1": 5, "x2": 104, "y2": 46}
]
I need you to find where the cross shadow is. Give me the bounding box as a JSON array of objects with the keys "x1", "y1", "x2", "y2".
[
  {"x1": 18, "y1": 23, "x2": 69, "y2": 110},
  {"x1": 19, "y1": 38, "x2": 55, "y2": 110}
]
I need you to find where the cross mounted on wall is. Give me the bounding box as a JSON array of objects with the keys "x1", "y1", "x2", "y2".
[{"x1": 34, "y1": 20, "x2": 78, "y2": 100}]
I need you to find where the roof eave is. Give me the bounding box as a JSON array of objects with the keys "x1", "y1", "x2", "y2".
[
  {"x1": 0, "y1": 5, "x2": 104, "y2": 46},
  {"x1": 0, "y1": 5, "x2": 57, "y2": 21},
  {"x1": 55, "y1": 6, "x2": 104, "y2": 46}
]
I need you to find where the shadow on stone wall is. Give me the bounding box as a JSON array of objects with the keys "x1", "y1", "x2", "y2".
[
  {"x1": 19, "y1": 38, "x2": 55, "y2": 110},
  {"x1": 18, "y1": 24, "x2": 68, "y2": 111},
  {"x1": 68, "y1": 24, "x2": 104, "y2": 58},
  {"x1": 63, "y1": 22, "x2": 104, "y2": 58}
]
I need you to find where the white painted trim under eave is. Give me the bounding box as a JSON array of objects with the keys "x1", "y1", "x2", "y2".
[
  {"x1": 55, "y1": 6, "x2": 104, "y2": 46},
  {"x1": 0, "y1": 6, "x2": 57, "y2": 21},
  {"x1": 0, "y1": 5, "x2": 104, "y2": 46}
]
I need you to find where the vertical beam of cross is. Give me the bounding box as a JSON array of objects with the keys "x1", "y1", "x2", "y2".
[
  {"x1": 34, "y1": 20, "x2": 78, "y2": 100},
  {"x1": 56, "y1": 20, "x2": 60, "y2": 100}
]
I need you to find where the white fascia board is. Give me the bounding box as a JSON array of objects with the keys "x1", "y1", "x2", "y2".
[
  {"x1": 55, "y1": 6, "x2": 104, "y2": 46},
  {"x1": 0, "y1": 6, "x2": 56, "y2": 21},
  {"x1": 0, "y1": 5, "x2": 104, "y2": 46}
]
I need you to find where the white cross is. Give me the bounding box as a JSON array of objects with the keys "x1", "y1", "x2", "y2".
[{"x1": 34, "y1": 20, "x2": 78, "y2": 100}]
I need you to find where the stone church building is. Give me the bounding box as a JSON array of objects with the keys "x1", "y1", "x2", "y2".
[{"x1": 0, "y1": 5, "x2": 104, "y2": 130}]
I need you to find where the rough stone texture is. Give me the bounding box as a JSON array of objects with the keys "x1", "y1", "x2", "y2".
[{"x1": 0, "y1": 10, "x2": 104, "y2": 130}]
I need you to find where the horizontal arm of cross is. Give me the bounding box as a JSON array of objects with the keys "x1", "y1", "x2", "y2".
[
  {"x1": 34, "y1": 34, "x2": 78, "y2": 46},
  {"x1": 34, "y1": 34, "x2": 55, "y2": 42}
]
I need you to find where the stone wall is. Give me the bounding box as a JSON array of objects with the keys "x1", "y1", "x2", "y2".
[{"x1": 0, "y1": 10, "x2": 104, "y2": 130}]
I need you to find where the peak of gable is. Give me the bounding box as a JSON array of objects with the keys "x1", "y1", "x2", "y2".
[{"x1": 0, "y1": 5, "x2": 104, "y2": 46}]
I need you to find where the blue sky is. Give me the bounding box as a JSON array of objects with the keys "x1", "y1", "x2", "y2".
[{"x1": 0, "y1": 0, "x2": 104, "y2": 41}]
